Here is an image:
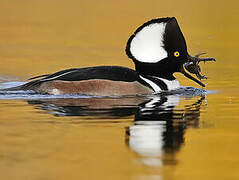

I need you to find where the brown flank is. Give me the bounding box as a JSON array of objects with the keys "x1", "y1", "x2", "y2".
[{"x1": 32, "y1": 79, "x2": 153, "y2": 96}]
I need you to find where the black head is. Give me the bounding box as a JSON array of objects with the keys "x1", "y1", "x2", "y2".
[{"x1": 126, "y1": 17, "x2": 188, "y2": 80}]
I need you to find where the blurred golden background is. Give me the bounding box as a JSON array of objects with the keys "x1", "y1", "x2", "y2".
[
  {"x1": 0, "y1": 0, "x2": 239, "y2": 180},
  {"x1": 0, "y1": 0, "x2": 238, "y2": 81}
]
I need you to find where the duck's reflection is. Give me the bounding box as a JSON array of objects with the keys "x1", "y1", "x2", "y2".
[
  {"x1": 27, "y1": 96, "x2": 146, "y2": 117},
  {"x1": 27, "y1": 94, "x2": 205, "y2": 166},
  {"x1": 126, "y1": 95, "x2": 204, "y2": 166}
]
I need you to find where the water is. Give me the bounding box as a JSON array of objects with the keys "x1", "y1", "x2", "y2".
[{"x1": 0, "y1": 0, "x2": 239, "y2": 180}]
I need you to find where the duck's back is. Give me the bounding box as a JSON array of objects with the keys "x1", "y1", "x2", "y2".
[{"x1": 19, "y1": 66, "x2": 153, "y2": 96}]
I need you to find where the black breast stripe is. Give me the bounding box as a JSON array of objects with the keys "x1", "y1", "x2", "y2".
[
  {"x1": 139, "y1": 75, "x2": 168, "y2": 91},
  {"x1": 148, "y1": 76, "x2": 168, "y2": 90}
]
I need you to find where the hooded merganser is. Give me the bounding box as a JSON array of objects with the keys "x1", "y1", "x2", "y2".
[{"x1": 1, "y1": 17, "x2": 215, "y2": 96}]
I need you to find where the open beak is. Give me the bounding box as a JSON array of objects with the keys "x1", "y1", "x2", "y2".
[{"x1": 181, "y1": 53, "x2": 216, "y2": 87}]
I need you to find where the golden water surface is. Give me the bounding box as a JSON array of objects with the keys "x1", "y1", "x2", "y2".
[{"x1": 0, "y1": 0, "x2": 239, "y2": 180}]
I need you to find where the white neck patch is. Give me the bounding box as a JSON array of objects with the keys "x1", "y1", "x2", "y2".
[{"x1": 130, "y1": 23, "x2": 168, "y2": 63}]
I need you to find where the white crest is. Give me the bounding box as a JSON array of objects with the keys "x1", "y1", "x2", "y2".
[{"x1": 130, "y1": 22, "x2": 168, "y2": 63}]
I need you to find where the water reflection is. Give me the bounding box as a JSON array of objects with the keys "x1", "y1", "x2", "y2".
[
  {"x1": 27, "y1": 96, "x2": 146, "y2": 117},
  {"x1": 27, "y1": 94, "x2": 205, "y2": 167},
  {"x1": 126, "y1": 95, "x2": 204, "y2": 166}
]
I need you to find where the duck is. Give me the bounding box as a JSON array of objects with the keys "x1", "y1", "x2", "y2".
[{"x1": 1, "y1": 17, "x2": 215, "y2": 96}]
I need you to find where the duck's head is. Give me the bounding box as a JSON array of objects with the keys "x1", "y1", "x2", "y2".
[{"x1": 126, "y1": 17, "x2": 215, "y2": 87}]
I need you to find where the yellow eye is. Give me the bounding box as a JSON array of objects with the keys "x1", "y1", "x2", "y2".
[{"x1": 174, "y1": 51, "x2": 180, "y2": 57}]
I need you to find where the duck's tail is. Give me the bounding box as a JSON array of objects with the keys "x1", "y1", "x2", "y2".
[
  {"x1": 0, "y1": 84, "x2": 26, "y2": 91},
  {"x1": 0, "y1": 79, "x2": 41, "y2": 91}
]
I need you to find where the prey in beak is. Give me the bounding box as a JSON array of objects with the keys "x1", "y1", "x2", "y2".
[{"x1": 181, "y1": 53, "x2": 216, "y2": 87}]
